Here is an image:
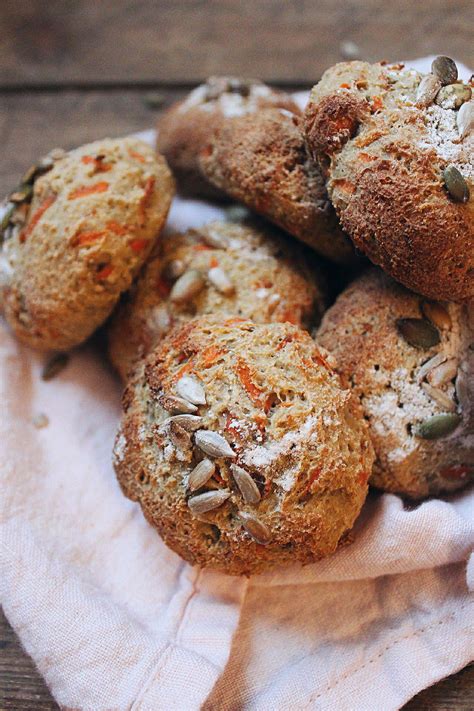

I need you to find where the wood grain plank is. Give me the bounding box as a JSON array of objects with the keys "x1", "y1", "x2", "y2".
[{"x1": 0, "y1": 0, "x2": 472, "y2": 87}]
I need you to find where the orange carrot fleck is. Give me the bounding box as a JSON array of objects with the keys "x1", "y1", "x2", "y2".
[
  {"x1": 129, "y1": 238, "x2": 148, "y2": 253},
  {"x1": 200, "y1": 345, "x2": 226, "y2": 368},
  {"x1": 300, "y1": 467, "x2": 322, "y2": 499},
  {"x1": 209, "y1": 256, "x2": 219, "y2": 268},
  {"x1": 280, "y1": 309, "x2": 298, "y2": 325},
  {"x1": 96, "y1": 264, "x2": 113, "y2": 280},
  {"x1": 106, "y1": 221, "x2": 129, "y2": 236},
  {"x1": 235, "y1": 358, "x2": 268, "y2": 409},
  {"x1": 222, "y1": 317, "x2": 247, "y2": 326},
  {"x1": 340, "y1": 82, "x2": 351, "y2": 89},
  {"x1": 73, "y1": 229, "x2": 106, "y2": 246},
  {"x1": 173, "y1": 360, "x2": 194, "y2": 382},
  {"x1": 312, "y1": 349, "x2": 334, "y2": 372},
  {"x1": 20, "y1": 195, "x2": 56, "y2": 242},
  {"x1": 128, "y1": 149, "x2": 146, "y2": 163},
  {"x1": 138, "y1": 176, "x2": 155, "y2": 226},
  {"x1": 68, "y1": 182, "x2": 109, "y2": 200},
  {"x1": 276, "y1": 334, "x2": 294, "y2": 351},
  {"x1": 81, "y1": 155, "x2": 111, "y2": 172},
  {"x1": 193, "y1": 243, "x2": 211, "y2": 252},
  {"x1": 371, "y1": 95, "x2": 384, "y2": 112}
]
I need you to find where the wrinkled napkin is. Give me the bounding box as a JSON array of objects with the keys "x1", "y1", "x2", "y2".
[{"x1": 1, "y1": 58, "x2": 473, "y2": 711}]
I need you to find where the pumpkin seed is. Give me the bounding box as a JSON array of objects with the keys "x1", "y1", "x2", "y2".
[
  {"x1": 176, "y1": 374, "x2": 206, "y2": 405},
  {"x1": 32, "y1": 412, "x2": 49, "y2": 429},
  {"x1": 431, "y1": 56, "x2": 458, "y2": 85},
  {"x1": 9, "y1": 184, "x2": 33, "y2": 203},
  {"x1": 169, "y1": 269, "x2": 205, "y2": 303},
  {"x1": 41, "y1": 352, "x2": 69, "y2": 381},
  {"x1": 194, "y1": 429, "x2": 236, "y2": 458},
  {"x1": 426, "y1": 357, "x2": 458, "y2": 387},
  {"x1": 163, "y1": 259, "x2": 185, "y2": 280},
  {"x1": 421, "y1": 382, "x2": 456, "y2": 412},
  {"x1": 188, "y1": 458, "x2": 215, "y2": 491},
  {"x1": 0, "y1": 203, "x2": 15, "y2": 235},
  {"x1": 208, "y1": 266, "x2": 235, "y2": 295},
  {"x1": 443, "y1": 165, "x2": 470, "y2": 203},
  {"x1": 231, "y1": 464, "x2": 261, "y2": 505},
  {"x1": 238, "y1": 511, "x2": 272, "y2": 545},
  {"x1": 420, "y1": 301, "x2": 452, "y2": 330},
  {"x1": 415, "y1": 413, "x2": 461, "y2": 440},
  {"x1": 457, "y1": 101, "x2": 474, "y2": 139},
  {"x1": 435, "y1": 83, "x2": 471, "y2": 110},
  {"x1": 396, "y1": 318, "x2": 440, "y2": 349},
  {"x1": 165, "y1": 414, "x2": 203, "y2": 431},
  {"x1": 158, "y1": 393, "x2": 198, "y2": 414},
  {"x1": 417, "y1": 353, "x2": 447, "y2": 382},
  {"x1": 169, "y1": 420, "x2": 192, "y2": 451},
  {"x1": 415, "y1": 74, "x2": 442, "y2": 107},
  {"x1": 188, "y1": 489, "x2": 231, "y2": 514}
]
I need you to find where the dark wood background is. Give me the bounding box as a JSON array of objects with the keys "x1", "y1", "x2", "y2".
[{"x1": 1, "y1": 1, "x2": 473, "y2": 708}]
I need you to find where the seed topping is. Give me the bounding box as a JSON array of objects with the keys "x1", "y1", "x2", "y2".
[
  {"x1": 169, "y1": 269, "x2": 205, "y2": 303},
  {"x1": 443, "y1": 165, "x2": 470, "y2": 203},
  {"x1": 238, "y1": 512, "x2": 272, "y2": 545},
  {"x1": 457, "y1": 101, "x2": 474, "y2": 139},
  {"x1": 194, "y1": 429, "x2": 236, "y2": 458},
  {"x1": 421, "y1": 382, "x2": 456, "y2": 412},
  {"x1": 431, "y1": 56, "x2": 458, "y2": 86},
  {"x1": 188, "y1": 459, "x2": 215, "y2": 491},
  {"x1": 158, "y1": 393, "x2": 198, "y2": 414},
  {"x1": 415, "y1": 74, "x2": 442, "y2": 107},
  {"x1": 231, "y1": 464, "x2": 261, "y2": 504},
  {"x1": 396, "y1": 318, "x2": 440, "y2": 349},
  {"x1": 188, "y1": 489, "x2": 231, "y2": 514},
  {"x1": 415, "y1": 412, "x2": 461, "y2": 440},
  {"x1": 420, "y1": 301, "x2": 452, "y2": 330},
  {"x1": 208, "y1": 266, "x2": 235, "y2": 295},
  {"x1": 165, "y1": 414, "x2": 203, "y2": 431},
  {"x1": 176, "y1": 375, "x2": 206, "y2": 405}
]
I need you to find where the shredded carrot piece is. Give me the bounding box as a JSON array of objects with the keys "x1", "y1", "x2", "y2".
[
  {"x1": 358, "y1": 470, "x2": 369, "y2": 486},
  {"x1": 81, "y1": 155, "x2": 111, "y2": 172},
  {"x1": 312, "y1": 349, "x2": 334, "y2": 372},
  {"x1": 253, "y1": 412, "x2": 267, "y2": 432},
  {"x1": 279, "y1": 309, "x2": 298, "y2": 325},
  {"x1": 209, "y1": 256, "x2": 219, "y2": 268},
  {"x1": 359, "y1": 152, "x2": 374, "y2": 163},
  {"x1": 193, "y1": 243, "x2": 211, "y2": 252},
  {"x1": 222, "y1": 317, "x2": 247, "y2": 326},
  {"x1": 332, "y1": 178, "x2": 355, "y2": 195},
  {"x1": 129, "y1": 238, "x2": 148, "y2": 253},
  {"x1": 105, "y1": 221, "x2": 129, "y2": 236},
  {"x1": 371, "y1": 95, "x2": 384, "y2": 112},
  {"x1": 20, "y1": 195, "x2": 56, "y2": 242},
  {"x1": 96, "y1": 264, "x2": 113, "y2": 280},
  {"x1": 128, "y1": 149, "x2": 146, "y2": 163},
  {"x1": 74, "y1": 229, "x2": 106, "y2": 246},
  {"x1": 354, "y1": 130, "x2": 385, "y2": 147},
  {"x1": 276, "y1": 334, "x2": 295, "y2": 351},
  {"x1": 200, "y1": 345, "x2": 226, "y2": 368},
  {"x1": 172, "y1": 360, "x2": 194, "y2": 382},
  {"x1": 68, "y1": 182, "x2": 109, "y2": 200},
  {"x1": 138, "y1": 176, "x2": 155, "y2": 226},
  {"x1": 235, "y1": 358, "x2": 271, "y2": 411},
  {"x1": 339, "y1": 82, "x2": 351, "y2": 89}
]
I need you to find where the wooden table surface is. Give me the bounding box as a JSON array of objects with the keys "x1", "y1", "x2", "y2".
[{"x1": 1, "y1": 1, "x2": 473, "y2": 708}]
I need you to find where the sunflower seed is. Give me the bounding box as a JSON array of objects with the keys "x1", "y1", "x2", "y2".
[
  {"x1": 443, "y1": 165, "x2": 470, "y2": 203},
  {"x1": 415, "y1": 413, "x2": 461, "y2": 440},
  {"x1": 188, "y1": 489, "x2": 231, "y2": 514},
  {"x1": 158, "y1": 393, "x2": 198, "y2": 414},
  {"x1": 431, "y1": 56, "x2": 458, "y2": 85},
  {"x1": 188, "y1": 458, "x2": 215, "y2": 491},
  {"x1": 163, "y1": 258, "x2": 185, "y2": 280},
  {"x1": 165, "y1": 414, "x2": 203, "y2": 431},
  {"x1": 41, "y1": 352, "x2": 69, "y2": 381},
  {"x1": 208, "y1": 266, "x2": 235, "y2": 295},
  {"x1": 231, "y1": 464, "x2": 261, "y2": 504},
  {"x1": 169, "y1": 420, "x2": 192, "y2": 451},
  {"x1": 176, "y1": 374, "x2": 206, "y2": 405},
  {"x1": 457, "y1": 101, "x2": 474, "y2": 139},
  {"x1": 415, "y1": 74, "x2": 442, "y2": 107},
  {"x1": 169, "y1": 269, "x2": 205, "y2": 303},
  {"x1": 420, "y1": 301, "x2": 452, "y2": 330},
  {"x1": 9, "y1": 184, "x2": 33, "y2": 203},
  {"x1": 201, "y1": 228, "x2": 229, "y2": 249},
  {"x1": 396, "y1": 318, "x2": 440, "y2": 349},
  {"x1": 148, "y1": 304, "x2": 170, "y2": 335},
  {"x1": 238, "y1": 511, "x2": 272, "y2": 545},
  {"x1": 194, "y1": 429, "x2": 236, "y2": 458},
  {"x1": 417, "y1": 353, "x2": 447, "y2": 382},
  {"x1": 0, "y1": 203, "x2": 15, "y2": 234},
  {"x1": 455, "y1": 367, "x2": 469, "y2": 407},
  {"x1": 46, "y1": 147, "x2": 67, "y2": 162},
  {"x1": 435, "y1": 83, "x2": 471, "y2": 110},
  {"x1": 426, "y1": 357, "x2": 458, "y2": 387},
  {"x1": 421, "y1": 382, "x2": 456, "y2": 412}
]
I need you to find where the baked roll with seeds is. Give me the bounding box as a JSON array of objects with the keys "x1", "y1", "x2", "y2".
[
  {"x1": 0, "y1": 138, "x2": 174, "y2": 350},
  {"x1": 304, "y1": 58, "x2": 473, "y2": 300},
  {"x1": 316, "y1": 268, "x2": 474, "y2": 499},
  {"x1": 114, "y1": 317, "x2": 374, "y2": 575},
  {"x1": 108, "y1": 219, "x2": 327, "y2": 381},
  {"x1": 199, "y1": 107, "x2": 357, "y2": 265},
  {"x1": 157, "y1": 76, "x2": 300, "y2": 200}
]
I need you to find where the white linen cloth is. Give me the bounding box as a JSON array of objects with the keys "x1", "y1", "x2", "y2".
[{"x1": 1, "y1": 58, "x2": 473, "y2": 711}]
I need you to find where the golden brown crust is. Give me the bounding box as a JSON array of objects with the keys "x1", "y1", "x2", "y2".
[
  {"x1": 0, "y1": 138, "x2": 174, "y2": 350},
  {"x1": 199, "y1": 108, "x2": 357, "y2": 264},
  {"x1": 108, "y1": 219, "x2": 327, "y2": 381},
  {"x1": 316, "y1": 268, "x2": 474, "y2": 498},
  {"x1": 157, "y1": 77, "x2": 300, "y2": 200},
  {"x1": 114, "y1": 317, "x2": 374, "y2": 575},
  {"x1": 304, "y1": 61, "x2": 474, "y2": 301}
]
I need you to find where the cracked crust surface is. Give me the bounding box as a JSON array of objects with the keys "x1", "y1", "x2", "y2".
[
  {"x1": 304, "y1": 61, "x2": 474, "y2": 300},
  {"x1": 316, "y1": 268, "x2": 474, "y2": 498},
  {"x1": 199, "y1": 108, "x2": 357, "y2": 265},
  {"x1": 114, "y1": 317, "x2": 374, "y2": 575},
  {"x1": 0, "y1": 138, "x2": 174, "y2": 350},
  {"x1": 157, "y1": 76, "x2": 300, "y2": 200},
  {"x1": 108, "y1": 219, "x2": 327, "y2": 381}
]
